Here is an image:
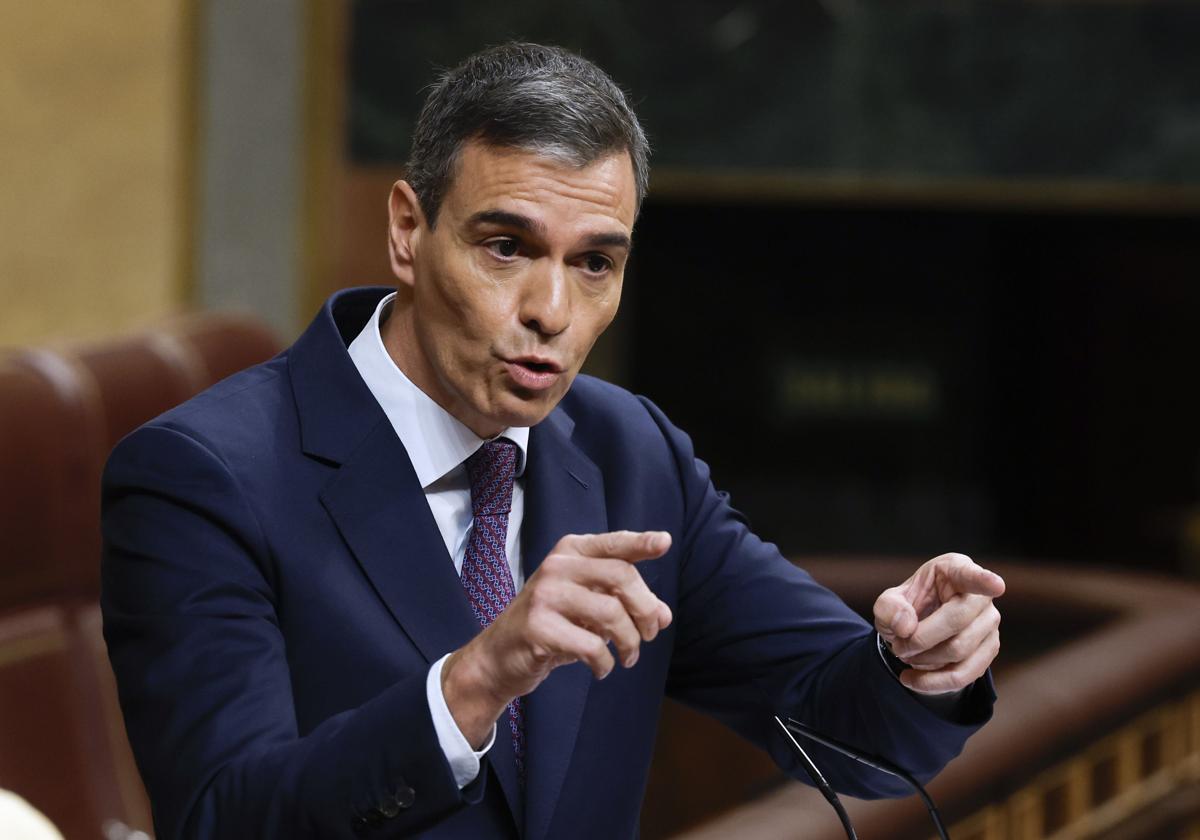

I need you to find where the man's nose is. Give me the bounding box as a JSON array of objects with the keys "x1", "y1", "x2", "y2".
[{"x1": 520, "y1": 260, "x2": 571, "y2": 337}]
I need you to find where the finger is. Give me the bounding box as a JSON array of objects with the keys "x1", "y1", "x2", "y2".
[
  {"x1": 890, "y1": 593, "x2": 991, "y2": 658},
  {"x1": 565, "y1": 531, "x2": 672, "y2": 563},
  {"x1": 874, "y1": 588, "x2": 919, "y2": 640},
  {"x1": 560, "y1": 585, "x2": 645, "y2": 668},
  {"x1": 546, "y1": 554, "x2": 670, "y2": 641},
  {"x1": 534, "y1": 611, "x2": 616, "y2": 679},
  {"x1": 654, "y1": 600, "x2": 673, "y2": 634},
  {"x1": 900, "y1": 628, "x2": 999, "y2": 695},
  {"x1": 530, "y1": 575, "x2": 645, "y2": 668},
  {"x1": 936, "y1": 554, "x2": 1006, "y2": 598},
  {"x1": 902, "y1": 603, "x2": 1001, "y2": 670}
]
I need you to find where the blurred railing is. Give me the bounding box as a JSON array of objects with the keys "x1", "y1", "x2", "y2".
[{"x1": 645, "y1": 558, "x2": 1200, "y2": 840}]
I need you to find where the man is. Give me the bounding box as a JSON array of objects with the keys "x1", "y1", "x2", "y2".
[{"x1": 102, "y1": 43, "x2": 1003, "y2": 839}]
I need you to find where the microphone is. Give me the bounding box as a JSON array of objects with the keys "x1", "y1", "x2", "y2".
[
  {"x1": 773, "y1": 716, "x2": 951, "y2": 840},
  {"x1": 773, "y1": 716, "x2": 858, "y2": 839}
]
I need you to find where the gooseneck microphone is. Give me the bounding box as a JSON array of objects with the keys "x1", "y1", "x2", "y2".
[
  {"x1": 773, "y1": 716, "x2": 858, "y2": 839},
  {"x1": 773, "y1": 716, "x2": 951, "y2": 840}
]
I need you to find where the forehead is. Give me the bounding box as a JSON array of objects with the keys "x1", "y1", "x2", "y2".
[{"x1": 440, "y1": 142, "x2": 638, "y2": 233}]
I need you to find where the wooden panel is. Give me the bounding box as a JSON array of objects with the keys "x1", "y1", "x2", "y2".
[
  {"x1": 0, "y1": 1, "x2": 192, "y2": 346},
  {"x1": 641, "y1": 700, "x2": 782, "y2": 838},
  {"x1": 668, "y1": 559, "x2": 1200, "y2": 840}
]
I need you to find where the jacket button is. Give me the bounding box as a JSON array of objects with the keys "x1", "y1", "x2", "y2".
[
  {"x1": 364, "y1": 809, "x2": 384, "y2": 828},
  {"x1": 392, "y1": 785, "x2": 416, "y2": 810},
  {"x1": 379, "y1": 798, "x2": 400, "y2": 819},
  {"x1": 351, "y1": 815, "x2": 370, "y2": 834}
]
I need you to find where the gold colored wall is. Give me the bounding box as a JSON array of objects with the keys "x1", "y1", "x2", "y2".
[{"x1": 0, "y1": 2, "x2": 192, "y2": 346}]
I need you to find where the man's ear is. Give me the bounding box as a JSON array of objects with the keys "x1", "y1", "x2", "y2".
[{"x1": 387, "y1": 180, "x2": 426, "y2": 287}]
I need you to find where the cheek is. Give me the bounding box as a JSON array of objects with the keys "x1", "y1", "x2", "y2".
[
  {"x1": 418, "y1": 254, "x2": 485, "y2": 331},
  {"x1": 571, "y1": 298, "x2": 620, "y2": 359},
  {"x1": 419, "y1": 265, "x2": 518, "y2": 369}
]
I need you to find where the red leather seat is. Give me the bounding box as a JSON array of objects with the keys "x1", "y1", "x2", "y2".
[
  {"x1": 0, "y1": 312, "x2": 282, "y2": 836},
  {"x1": 0, "y1": 607, "x2": 109, "y2": 840},
  {"x1": 0, "y1": 353, "x2": 103, "y2": 607}
]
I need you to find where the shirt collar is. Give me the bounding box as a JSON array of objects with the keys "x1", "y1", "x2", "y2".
[{"x1": 346, "y1": 292, "x2": 529, "y2": 488}]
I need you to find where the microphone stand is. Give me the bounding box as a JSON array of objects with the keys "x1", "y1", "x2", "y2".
[
  {"x1": 773, "y1": 716, "x2": 951, "y2": 840},
  {"x1": 773, "y1": 716, "x2": 858, "y2": 840}
]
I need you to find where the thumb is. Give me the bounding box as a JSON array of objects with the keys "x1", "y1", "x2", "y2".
[{"x1": 874, "y1": 589, "x2": 918, "y2": 640}]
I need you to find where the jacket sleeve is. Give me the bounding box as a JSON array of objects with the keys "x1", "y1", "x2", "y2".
[
  {"x1": 638, "y1": 397, "x2": 993, "y2": 799},
  {"x1": 101, "y1": 424, "x2": 483, "y2": 839}
]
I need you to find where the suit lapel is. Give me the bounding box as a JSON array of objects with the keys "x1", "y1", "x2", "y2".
[
  {"x1": 317, "y1": 399, "x2": 532, "y2": 827},
  {"x1": 291, "y1": 289, "x2": 604, "y2": 835},
  {"x1": 319, "y1": 419, "x2": 480, "y2": 663},
  {"x1": 293, "y1": 289, "x2": 528, "y2": 824},
  {"x1": 295, "y1": 288, "x2": 480, "y2": 663},
  {"x1": 521, "y1": 409, "x2": 606, "y2": 840}
]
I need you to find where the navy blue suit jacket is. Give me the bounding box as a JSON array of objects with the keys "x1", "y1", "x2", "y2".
[{"x1": 101, "y1": 287, "x2": 991, "y2": 839}]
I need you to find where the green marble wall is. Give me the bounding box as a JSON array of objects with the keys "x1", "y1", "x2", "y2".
[{"x1": 348, "y1": 0, "x2": 1200, "y2": 184}]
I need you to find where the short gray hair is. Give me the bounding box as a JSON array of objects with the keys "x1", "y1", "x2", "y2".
[{"x1": 405, "y1": 42, "x2": 650, "y2": 226}]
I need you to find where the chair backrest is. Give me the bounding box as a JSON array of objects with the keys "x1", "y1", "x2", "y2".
[
  {"x1": 0, "y1": 607, "x2": 107, "y2": 840},
  {"x1": 72, "y1": 312, "x2": 282, "y2": 454},
  {"x1": 0, "y1": 313, "x2": 282, "y2": 608},
  {"x1": 0, "y1": 311, "x2": 282, "y2": 837},
  {"x1": 0, "y1": 353, "x2": 104, "y2": 607}
]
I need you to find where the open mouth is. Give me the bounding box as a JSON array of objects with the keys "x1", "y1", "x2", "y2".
[
  {"x1": 504, "y1": 357, "x2": 563, "y2": 391},
  {"x1": 507, "y1": 355, "x2": 563, "y2": 373}
]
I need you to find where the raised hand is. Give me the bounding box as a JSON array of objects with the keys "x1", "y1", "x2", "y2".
[
  {"x1": 873, "y1": 553, "x2": 1005, "y2": 695},
  {"x1": 442, "y1": 531, "x2": 673, "y2": 747}
]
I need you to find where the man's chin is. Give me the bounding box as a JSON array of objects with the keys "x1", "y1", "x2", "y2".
[{"x1": 492, "y1": 385, "x2": 568, "y2": 430}]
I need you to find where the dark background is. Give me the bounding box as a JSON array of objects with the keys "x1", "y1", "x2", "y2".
[
  {"x1": 347, "y1": 0, "x2": 1200, "y2": 574},
  {"x1": 626, "y1": 200, "x2": 1200, "y2": 569}
]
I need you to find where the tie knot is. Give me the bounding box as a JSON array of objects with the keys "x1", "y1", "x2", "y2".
[{"x1": 466, "y1": 438, "x2": 517, "y2": 517}]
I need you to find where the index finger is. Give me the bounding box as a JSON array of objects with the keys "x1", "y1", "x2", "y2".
[
  {"x1": 942, "y1": 558, "x2": 1006, "y2": 598},
  {"x1": 566, "y1": 531, "x2": 672, "y2": 563}
]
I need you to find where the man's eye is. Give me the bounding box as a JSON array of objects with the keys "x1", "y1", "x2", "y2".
[
  {"x1": 584, "y1": 254, "x2": 612, "y2": 274},
  {"x1": 487, "y1": 238, "x2": 520, "y2": 258}
]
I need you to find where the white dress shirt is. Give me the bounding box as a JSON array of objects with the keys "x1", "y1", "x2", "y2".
[{"x1": 348, "y1": 292, "x2": 529, "y2": 788}]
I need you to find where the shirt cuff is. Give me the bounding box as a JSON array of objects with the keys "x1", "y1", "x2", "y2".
[{"x1": 427, "y1": 653, "x2": 496, "y2": 789}]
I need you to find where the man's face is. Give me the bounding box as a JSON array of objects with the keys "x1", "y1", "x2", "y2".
[{"x1": 386, "y1": 141, "x2": 637, "y2": 438}]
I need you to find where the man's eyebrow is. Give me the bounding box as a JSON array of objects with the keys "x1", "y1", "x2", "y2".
[
  {"x1": 583, "y1": 231, "x2": 632, "y2": 252},
  {"x1": 467, "y1": 209, "x2": 631, "y2": 252},
  {"x1": 467, "y1": 209, "x2": 547, "y2": 236}
]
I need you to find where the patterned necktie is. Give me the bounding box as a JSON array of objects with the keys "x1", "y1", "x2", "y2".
[{"x1": 461, "y1": 438, "x2": 525, "y2": 781}]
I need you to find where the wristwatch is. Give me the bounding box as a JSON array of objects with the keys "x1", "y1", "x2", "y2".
[{"x1": 876, "y1": 632, "x2": 910, "y2": 679}]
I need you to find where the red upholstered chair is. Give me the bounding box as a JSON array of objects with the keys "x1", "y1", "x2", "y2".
[
  {"x1": 0, "y1": 313, "x2": 282, "y2": 608},
  {"x1": 0, "y1": 352, "x2": 105, "y2": 609},
  {"x1": 0, "y1": 607, "x2": 110, "y2": 840},
  {"x1": 0, "y1": 312, "x2": 282, "y2": 837},
  {"x1": 69, "y1": 312, "x2": 282, "y2": 455}
]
